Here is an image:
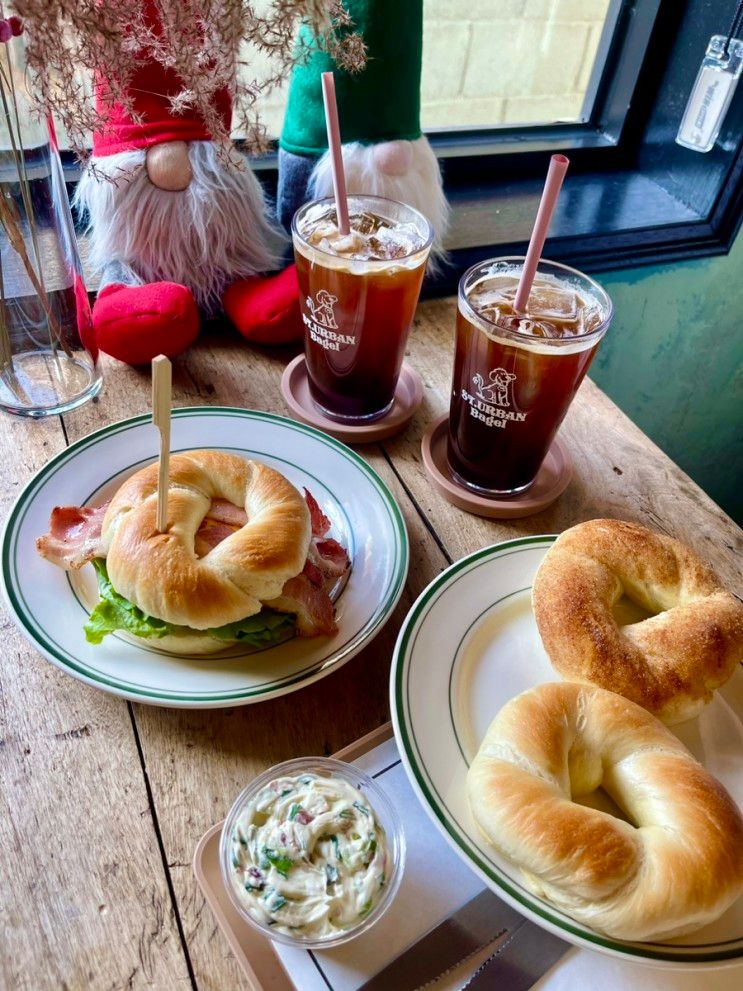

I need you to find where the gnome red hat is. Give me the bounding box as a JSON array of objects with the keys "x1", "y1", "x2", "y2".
[
  {"x1": 92, "y1": 61, "x2": 233, "y2": 156},
  {"x1": 74, "y1": 4, "x2": 301, "y2": 366}
]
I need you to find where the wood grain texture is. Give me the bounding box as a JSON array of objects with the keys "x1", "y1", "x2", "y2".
[
  {"x1": 4, "y1": 294, "x2": 741, "y2": 990},
  {"x1": 60, "y1": 334, "x2": 449, "y2": 991},
  {"x1": 0, "y1": 416, "x2": 192, "y2": 991}
]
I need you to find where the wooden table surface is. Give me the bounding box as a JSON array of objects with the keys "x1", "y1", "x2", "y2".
[{"x1": 2, "y1": 297, "x2": 741, "y2": 991}]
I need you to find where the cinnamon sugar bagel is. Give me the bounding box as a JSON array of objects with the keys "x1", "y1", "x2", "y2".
[
  {"x1": 467, "y1": 683, "x2": 743, "y2": 942},
  {"x1": 100, "y1": 450, "x2": 312, "y2": 630},
  {"x1": 532, "y1": 519, "x2": 743, "y2": 723}
]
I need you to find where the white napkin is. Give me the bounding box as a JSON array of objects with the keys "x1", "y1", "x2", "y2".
[{"x1": 271, "y1": 738, "x2": 743, "y2": 991}]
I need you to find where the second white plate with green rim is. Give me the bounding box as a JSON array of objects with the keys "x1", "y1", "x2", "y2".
[
  {"x1": 2, "y1": 407, "x2": 408, "y2": 708},
  {"x1": 390, "y1": 536, "x2": 743, "y2": 969}
]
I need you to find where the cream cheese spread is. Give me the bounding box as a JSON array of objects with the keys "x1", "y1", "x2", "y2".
[{"x1": 229, "y1": 771, "x2": 389, "y2": 939}]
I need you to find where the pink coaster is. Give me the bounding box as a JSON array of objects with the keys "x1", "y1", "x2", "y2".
[
  {"x1": 421, "y1": 414, "x2": 572, "y2": 519},
  {"x1": 281, "y1": 355, "x2": 423, "y2": 444}
]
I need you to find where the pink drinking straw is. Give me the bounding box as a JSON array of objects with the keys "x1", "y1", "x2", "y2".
[
  {"x1": 321, "y1": 71, "x2": 350, "y2": 236},
  {"x1": 514, "y1": 154, "x2": 570, "y2": 313}
]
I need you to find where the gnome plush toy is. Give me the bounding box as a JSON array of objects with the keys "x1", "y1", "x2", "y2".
[
  {"x1": 75, "y1": 8, "x2": 299, "y2": 365},
  {"x1": 277, "y1": 0, "x2": 447, "y2": 256}
]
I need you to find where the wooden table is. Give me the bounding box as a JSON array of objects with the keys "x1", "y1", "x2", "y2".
[{"x1": 2, "y1": 298, "x2": 741, "y2": 991}]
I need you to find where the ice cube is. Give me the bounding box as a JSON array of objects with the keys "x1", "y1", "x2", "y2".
[
  {"x1": 305, "y1": 219, "x2": 338, "y2": 246},
  {"x1": 517, "y1": 318, "x2": 563, "y2": 339},
  {"x1": 367, "y1": 225, "x2": 416, "y2": 260},
  {"x1": 526, "y1": 284, "x2": 579, "y2": 322},
  {"x1": 352, "y1": 211, "x2": 383, "y2": 235},
  {"x1": 474, "y1": 290, "x2": 515, "y2": 312},
  {"x1": 394, "y1": 222, "x2": 424, "y2": 247},
  {"x1": 470, "y1": 280, "x2": 518, "y2": 316},
  {"x1": 333, "y1": 231, "x2": 367, "y2": 257}
]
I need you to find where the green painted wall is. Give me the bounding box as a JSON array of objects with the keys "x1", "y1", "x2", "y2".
[{"x1": 590, "y1": 233, "x2": 743, "y2": 525}]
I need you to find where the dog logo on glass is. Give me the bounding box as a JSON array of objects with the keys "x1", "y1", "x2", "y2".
[
  {"x1": 306, "y1": 289, "x2": 339, "y2": 329},
  {"x1": 473, "y1": 368, "x2": 516, "y2": 408}
]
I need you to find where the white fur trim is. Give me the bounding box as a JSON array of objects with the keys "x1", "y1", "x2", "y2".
[
  {"x1": 74, "y1": 142, "x2": 285, "y2": 312},
  {"x1": 308, "y1": 136, "x2": 449, "y2": 267}
]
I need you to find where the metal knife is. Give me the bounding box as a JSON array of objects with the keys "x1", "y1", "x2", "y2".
[
  {"x1": 462, "y1": 917, "x2": 570, "y2": 990},
  {"x1": 358, "y1": 889, "x2": 525, "y2": 991}
]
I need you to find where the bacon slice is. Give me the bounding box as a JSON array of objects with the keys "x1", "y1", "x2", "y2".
[
  {"x1": 302, "y1": 559, "x2": 325, "y2": 587},
  {"x1": 206, "y1": 498, "x2": 247, "y2": 528},
  {"x1": 194, "y1": 498, "x2": 247, "y2": 557},
  {"x1": 266, "y1": 574, "x2": 337, "y2": 637},
  {"x1": 37, "y1": 487, "x2": 349, "y2": 638},
  {"x1": 304, "y1": 488, "x2": 331, "y2": 537},
  {"x1": 194, "y1": 520, "x2": 239, "y2": 558},
  {"x1": 35, "y1": 504, "x2": 108, "y2": 570},
  {"x1": 311, "y1": 537, "x2": 350, "y2": 579}
]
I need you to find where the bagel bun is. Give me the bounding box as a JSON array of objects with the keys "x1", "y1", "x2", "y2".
[
  {"x1": 467, "y1": 682, "x2": 743, "y2": 942},
  {"x1": 118, "y1": 628, "x2": 245, "y2": 656},
  {"x1": 532, "y1": 519, "x2": 743, "y2": 723},
  {"x1": 101, "y1": 450, "x2": 311, "y2": 630}
]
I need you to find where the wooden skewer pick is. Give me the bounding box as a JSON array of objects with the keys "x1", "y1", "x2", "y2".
[{"x1": 151, "y1": 355, "x2": 172, "y2": 533}]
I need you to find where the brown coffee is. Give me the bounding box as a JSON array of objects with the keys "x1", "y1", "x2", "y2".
[
  {"x1": 293, "y1": 198, "x2": 431, "y2": 422},
  {"x1": 448, "y1": 262, "x2": 611, "y2": 494}
]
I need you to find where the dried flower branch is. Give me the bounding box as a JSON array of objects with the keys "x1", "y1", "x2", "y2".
[{"x1": 13, "y1": 1, "x2": 367, "y2": 160}]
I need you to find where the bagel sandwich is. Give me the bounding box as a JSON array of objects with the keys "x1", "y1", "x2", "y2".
[{"x1": 36, "y1": 451, "x2": 350, "y2": 655}]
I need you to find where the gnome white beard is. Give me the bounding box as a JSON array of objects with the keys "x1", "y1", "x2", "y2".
[
  {"x1": 308, "y1": 136, "x2": 448, "y2": 265},
  {"x1": 74, "y1": 142, "x2": 285, "y2": 313}
]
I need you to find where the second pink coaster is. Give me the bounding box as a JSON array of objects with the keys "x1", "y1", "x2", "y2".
[
  {"x1": 421, "y1": 413, "x2": 572, "y2": 519},
  {"x1": 281, "y1": 355, "x2": 423, "y2": 443}
]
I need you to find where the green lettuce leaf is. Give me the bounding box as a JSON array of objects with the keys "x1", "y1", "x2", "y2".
[
  {"x1": 207, "y1": 610, "x2": 294, "y2": 644},
  {"x1": 84, "y1": 559, "x2": 169, "y2": 644},
  {"x1": 84, "y1": 559, "x2": 295, "y2": 647}
]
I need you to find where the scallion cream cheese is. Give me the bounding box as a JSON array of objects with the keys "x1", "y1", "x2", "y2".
[{"x1": 229, "y1": 772, "x2": 389, "y2": 939}]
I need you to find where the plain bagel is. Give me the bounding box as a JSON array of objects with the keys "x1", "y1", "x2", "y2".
[
  {"x1": 100, "y1": 450, "x2": 311, "y2": 630},
  {"x1": 467, "y1": 682, "x2": 743, "y2": 942},
  {"x1": 532, "y1": 519, "x2": 743, "y2": 723}
]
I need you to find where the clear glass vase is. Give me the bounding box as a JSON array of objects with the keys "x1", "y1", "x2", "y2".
[{"x1": 0, "y1": 24, "x2": 102, "y2": 417}]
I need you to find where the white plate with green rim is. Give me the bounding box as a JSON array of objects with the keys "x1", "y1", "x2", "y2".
[
  {"x1": 2, "y1": 406, "x2": 408, "y2": 708},
  {"x1": 391, "y1": 536, "x2": 743, "y2": 969}
]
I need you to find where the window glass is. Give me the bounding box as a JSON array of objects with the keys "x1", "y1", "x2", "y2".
[
  {"x1": 256, "y1": 0, "x2": 619, "y2": 140},
  {"x1": 421, "y1": 0, "x2": 616, "y2": 130}
]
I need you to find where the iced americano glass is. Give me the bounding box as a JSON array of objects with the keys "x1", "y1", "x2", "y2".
[
  {"x1": 292, "y1": 196, "x2": 433, "y2": 422},
  {"x1": 448, "y1": 258, "x2": 613, "y2": 495}
]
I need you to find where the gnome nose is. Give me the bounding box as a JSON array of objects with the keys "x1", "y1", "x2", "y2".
[
  {"x1": 145, "y1": 141, "x2": 192, "y2": 191},
  {"x1": 372, "y1": 141, "x2": 414, "y2": 177}
]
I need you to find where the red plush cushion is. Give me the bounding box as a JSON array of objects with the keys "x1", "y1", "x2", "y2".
[
  {"x1": 223, "y1": 265, "x2": 302, "y2": 345},
  {"x1": 93, "y1": 282, "x2": 200, "y2": 365}
]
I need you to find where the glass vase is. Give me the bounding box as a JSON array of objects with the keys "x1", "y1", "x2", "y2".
[{"x1": 0, "y1": 24, "x2": 102, "y2": 418}]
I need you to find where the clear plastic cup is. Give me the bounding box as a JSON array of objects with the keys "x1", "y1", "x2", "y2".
[
  {"x1": 220, "y1": 756, "x2": 405, "y2": 949},
  {"x1": 448, "y1": 257, "x2": 613, "y2": 495},
  {"x1": 292, "y1": 195, "x2": 433, "y2": 423}
]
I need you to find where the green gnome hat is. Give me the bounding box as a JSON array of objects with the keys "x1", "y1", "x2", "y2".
[
  {"x1": 276, "y1": 0, "x2": 447, "y2": 258},
  {"x1": 280, "y1": 0, "x2": 424, "y2": 156}
]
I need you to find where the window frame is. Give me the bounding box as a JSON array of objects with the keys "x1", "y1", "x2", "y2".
[
  {"x1": 424, "y1": 0, "x2": 660, "y2": 160},
  {"x1": 422, "y1": 0, "x2": 743, "y2": 291}
]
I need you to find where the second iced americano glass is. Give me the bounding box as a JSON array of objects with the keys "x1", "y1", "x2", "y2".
[{"x1": 448, "y1": 257, "x2": 613, "y2": 495}]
